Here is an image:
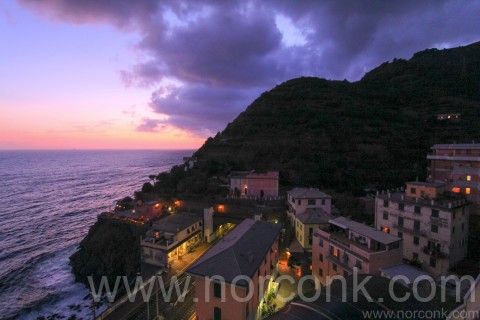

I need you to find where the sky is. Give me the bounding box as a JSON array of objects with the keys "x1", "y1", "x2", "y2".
[{"x1": 1, "y1": 0, "x2": 479, "y2": 150}]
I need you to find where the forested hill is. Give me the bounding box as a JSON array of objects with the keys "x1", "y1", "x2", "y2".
[{"x1": 167, "y1": 41, "x2": 480, "y2": 195}]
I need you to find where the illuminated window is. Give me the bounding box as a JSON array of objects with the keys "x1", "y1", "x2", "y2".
[
  {"x1": 382, "y1": 227, "x2": 390, "y2": 234},
  {"x1": 467, "y1": 175, "x2": 471, "y2": 181},
  {"x1": 333, "y1": 247, "x2": 339, "y2": 257},
  {"x1": 452, "y1": 187, "x2": 461, "y2": 193},
  {"x1": 466, "y1": 188, "x2": 471, "y2": 195}
]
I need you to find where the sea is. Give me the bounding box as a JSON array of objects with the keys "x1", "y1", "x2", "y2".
[{"x1": 0, "y1": 150, "x2": 192, "y2": 320}]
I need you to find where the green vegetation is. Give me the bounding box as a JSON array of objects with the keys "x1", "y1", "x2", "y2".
[
  {"x1": 69, "y1": 218, "x2": 147, "y2": 291},
  {"x1": 152, "y1": 41, "x2": 480, "y2": 196}
]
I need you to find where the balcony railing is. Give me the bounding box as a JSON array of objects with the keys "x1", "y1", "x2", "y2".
[
  {"x1": 393, "y1": 223, "x2": 426, "y2": 236},
  {"x1": 423, "y1": 246, "x2": 447, "y2": 259}
]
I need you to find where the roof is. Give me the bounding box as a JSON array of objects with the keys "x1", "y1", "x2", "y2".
[
  {"x1": 187, "y1": 219, "x2": 282, "y2": 285},
  {"x1": 268, "y1": 275, "x2": 443, "y2": 320},
  {"x1": 380, "y1": 264, "x2": 429, "y2": 285},
  {"x1": 376, "y1": 191, "x2": 468, "y2": 210},
  {"x1": 230, "y1": 170, "x2": 254, "y2": 178},
  {"x1": 329, "y1": 217, "x2": 400, "y2": 245},
  {"x1": 431, "y1": 143, "x2": 480, "y2": 150},
  {"x1": 406, "y1": 181, "x2": 446, "y2": 187},
  {"x1": 296, "y1": 208, "x2": 332, "y2": 225},
  {"x1": 287, "y1": 188, "x2": 331, "y2": 199},
  {"x1": 152, "y1": 213, "x2": 202, "y2": 234},
  {"x1": 230, "y1": 170, "x2": 279, "y2": 179}
]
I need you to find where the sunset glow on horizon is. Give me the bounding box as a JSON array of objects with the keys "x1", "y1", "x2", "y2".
[{"x1": 1, "y1": 0, "x2": 479, "y2": 150}]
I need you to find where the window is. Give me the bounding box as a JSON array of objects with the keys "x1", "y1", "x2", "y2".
[
  {"x1": 319, "y1": 253, "x2": 323, "y2": 262},
  {"x1": 399, "y1": 203, "x2": 405, "y2": 210},
  {"x1": 214, "y1": 307, "x2": 222, "y2": 320},
  {"x1": 333, "y1": 247, "x2": 339, "y2": 257},
  {"x1": 309, "y1": 238, "x2": 312, "y2": 245},
  {"x1": 432, "y1": 209, "x2": 439, "y2": 218},
  {"x1": 355, "y1": 260, "x2": 362, "y2": 269},
  {"x1": 398, "y1": 217, "x2": 404, "y2": 227},
  {"x1": 413, "y1": 252, "x2": 419, "y2": 261},
  {"x1": 411, "y1": 187, "x2": 417, "y2": 194},
  {"x1": 466, "y1": 188, "x2": 471, "y2": 195},
  {"x1": 430, "y1": 257, "x2": 436, "y2": 268},
  {"x1": 333, "y1": 263, "x2": 337, "y2": 271},
  {"x1": 452, "y1": 226, "x2": 455, "y2": 234},
  {"x1": 414, "y1": 206, "x2": 421, "y2": 214},
  {"x1": 382, "y1": 227, "x2": 390, "y2": 234},
  {"x1": 467, "y1": 175, "x2": 471, "y2": 181},
  {"x1": 398, "y1": 231, "x2": 403, "y2": 238},
  {"x1": 319, "y1": 268, "x2": 323, "y2": 277},
  {"x1": 452, "y1": 187, "x2": 461, "y2": 193},
  {"x1": 414, "y1": 220, "x2": 420, "y2": 231},
  {"x1": 383, "y1": 200, "x2": 389, "y2": 207},
  {"x1": 214, "y1": 283, "x2": 222, "y2": 299},
  {"x1": 297, "y1": 199, "x2": 301, "y2": 205},
  {"x1": 308, "y1": 199, "x2": 316, "y2": 205},
  {"x1": 431, "y1": 224, "x2": 438, "y2": 233},
  {"x1": 321, "y1": 199, "x2": 325, "y2": 205},
  {"x1": 319, "y1": 239, "x2": 324, "y2": 247},
  {"x1": 413, "y1": 237, "x2": 419, "y2": 246},
  {"x1": 344, "y1": 270, "x2": 349, "y2": 277},
  {"x1": 383, "y1": 211, "x2": 389, "y2": 220}
]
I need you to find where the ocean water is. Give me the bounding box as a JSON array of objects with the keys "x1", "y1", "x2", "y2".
[{"x1": 0, "y1": 150, "x2": 191, "y2": 320}]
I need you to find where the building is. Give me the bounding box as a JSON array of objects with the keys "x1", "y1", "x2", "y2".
[
  {"x1": 267, "y1": 276, "x2": 444, "y2": 320},
  {"x1": 141, "y1": 213, "x2": 203, "y2": 269},
  {"x1": 115, "y1": 200, "x2": 162, "y2": 222},
  {"x1": 230, "y1": 171, "x2": 279, "y2": 198},
  {"x1": 428, "y1": 143, "x2": 480, "y2": 204},
  {"x1": 375, "y1": 181, "x2": 469, "y2": 276},
  {"x1": 294, "y1": 208, "x2": 332, "y2": 249},
  {"x1": 286, "y1": 188, "x2": 332, "y2": 224},
  {"x1": 448, "y1": 273, "x2": 480, "y2": 320},
  {"x1": 312, "y1": 217, "x2": 403, "y2": 287},
  {"x1": 187, "y1": 219, "x2": 282, "y2": 320}
]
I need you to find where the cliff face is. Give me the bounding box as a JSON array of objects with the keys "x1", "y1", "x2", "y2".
[
  {"x1": 189, "y1": 41, "x2": 480, "y2": 193},
  {"x1": 69, "y1": 217, "x2": 147, "y2": 288}
]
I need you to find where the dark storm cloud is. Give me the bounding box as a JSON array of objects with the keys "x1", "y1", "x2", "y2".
[{"x1": 19, "y1": 0, "x2": 480, "y2": 135}]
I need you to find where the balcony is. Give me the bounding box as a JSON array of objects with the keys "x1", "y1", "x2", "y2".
[
  {"x1": 393, "y1": 223, "x2": 426, "y2": 236},
  {"x1": 423, "y1": 246, "x2": 447, "y2": 259}
]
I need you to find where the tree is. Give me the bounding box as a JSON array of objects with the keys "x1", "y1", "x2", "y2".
[{"x1": 142, "y1": 182, "x2": 153, "y2": 193}]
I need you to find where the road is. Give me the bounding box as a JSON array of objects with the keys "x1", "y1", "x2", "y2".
[{"x1": 99, "y1": 223, "x2": 236, "y2": 320}]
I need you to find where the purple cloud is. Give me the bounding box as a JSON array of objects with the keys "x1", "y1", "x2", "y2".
[{"x1": 18, "y1": 0, "x2": 480, "y2": 136}]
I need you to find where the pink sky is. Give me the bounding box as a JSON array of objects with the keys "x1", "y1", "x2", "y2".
[
  {"x1": 1, "y1": 1, "x2": 479, "y2": 149},
  {"x1": 0, "y1": 1, "x2": 205, "y2": 149}
]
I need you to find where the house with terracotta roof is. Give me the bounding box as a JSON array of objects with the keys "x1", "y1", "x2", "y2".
[{"x1": 187, "y1": 219, "x2": 282, "y2": 320}]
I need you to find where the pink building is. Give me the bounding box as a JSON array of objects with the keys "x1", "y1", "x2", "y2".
[
  {"x1": 187, "y1": 219, "x2": 282, "y2": 320},
  {"x1": 312, "y1": 217, "x2": 403, "y2": 287},
  {"x1": 230, "y1": 171, "x2": 279, "y2": 198}
]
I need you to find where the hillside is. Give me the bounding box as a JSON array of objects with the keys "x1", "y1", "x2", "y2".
[{"x1": 159, "y1": 41, "x2": 480, "y2": 195}]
